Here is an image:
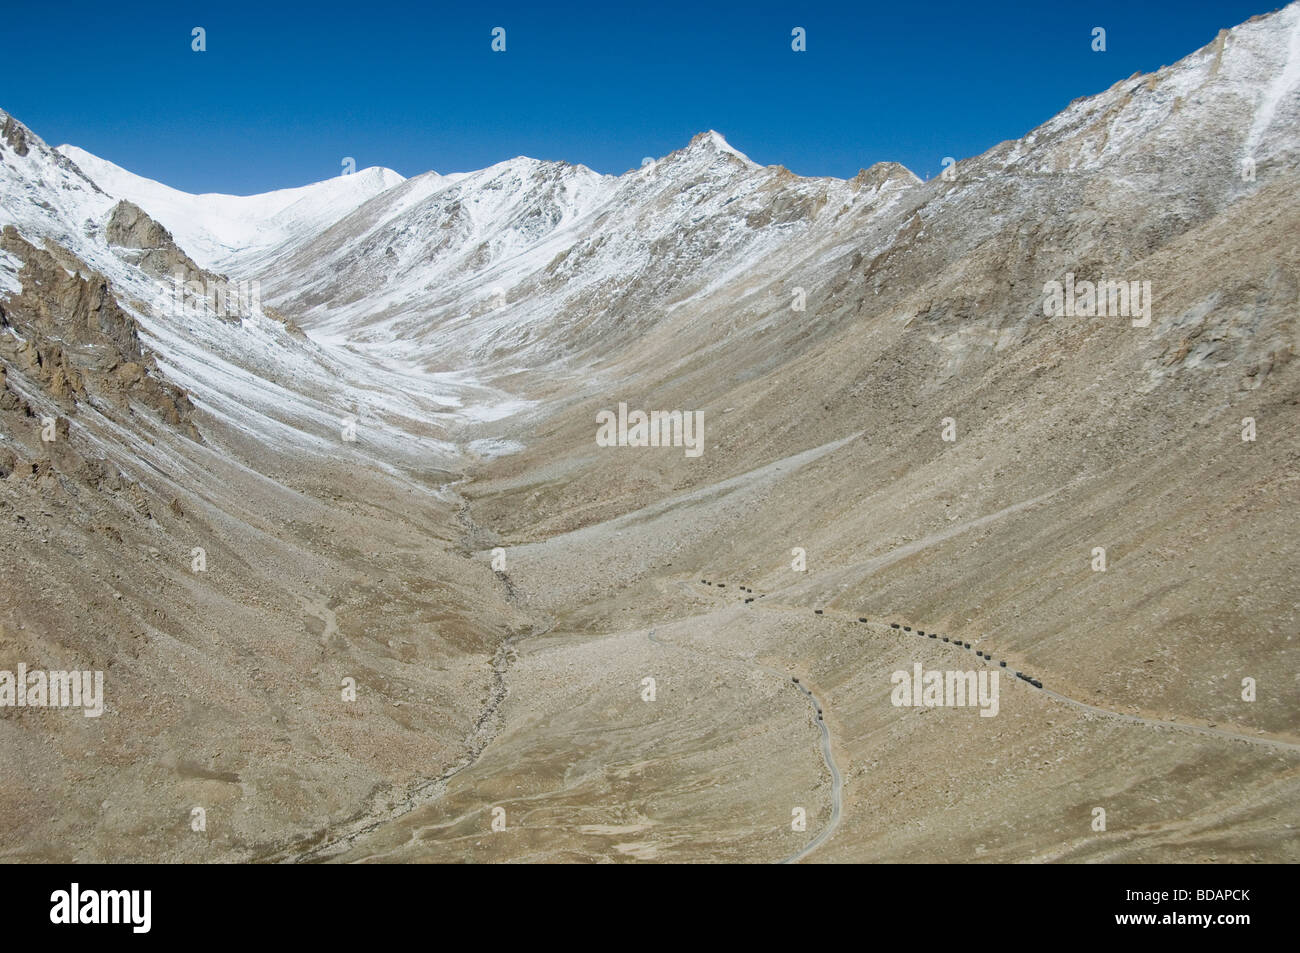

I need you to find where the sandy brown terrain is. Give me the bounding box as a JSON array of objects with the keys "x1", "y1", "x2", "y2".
[{"x1": 1, "y1": 6, "x2": 1298, "y2": 863}]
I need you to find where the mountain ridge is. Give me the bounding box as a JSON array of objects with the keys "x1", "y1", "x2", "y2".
[{"x1": 0, "y1": 2, "x2": 1297, "y2": 863}]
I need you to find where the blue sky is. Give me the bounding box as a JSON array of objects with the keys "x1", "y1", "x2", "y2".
[{"x1": 3, "y1": 0, "x2": 1280, "y2": 194}]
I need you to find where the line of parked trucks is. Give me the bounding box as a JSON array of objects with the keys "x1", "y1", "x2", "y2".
[{"x1": 698, "y1": 578, "x2": 1044, "y2": 690}]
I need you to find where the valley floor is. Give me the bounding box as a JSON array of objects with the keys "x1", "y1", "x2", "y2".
[{"x1": 250, "y1": 438, "x2": 1300, "y2": 864}]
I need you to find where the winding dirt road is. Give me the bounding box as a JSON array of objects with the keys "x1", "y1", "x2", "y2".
[
  {"x1": 780, "y1": 679, "x2": 843, "y2": 864},
  {"x1": 686, "y1": 577, "x2": 1300, "y2": 756},
  {"x1": 266, "y1": 565, "x2": 1297, "y2": 864},
  {"x1": 646, "y1": 621, "x2": 845, "y2": 864},
  {"x1": 664, "y1": 572, "x2": 1300, "y2": 861}
]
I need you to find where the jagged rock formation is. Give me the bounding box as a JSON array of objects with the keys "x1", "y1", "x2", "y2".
[
  {"x1": 1, "y1": 226, "x2": 200, "y2": 435},
  {"x1": 0, "y1": 4, "x2": 1297, "y2": 863}
]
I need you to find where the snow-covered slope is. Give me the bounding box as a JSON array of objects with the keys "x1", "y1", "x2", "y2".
[
  {"x1": 17, "y1": 2, "x2": 1300, "y2": 411},
  {"x1": 235, "y1": 1, "x2": 1299, "y2": 375},
  {"x1": 56, "y1": 145, "x2": 406, "y2": 273},
  {"x1": 1, "y1": 110, "x2": 513, "y2": 482},
  {"x1": 2, "y1": 2, "x2": 1299, "y2": 865},
  {"x1": 246, "y1": 129, "x2": 918, "y2": 370}
]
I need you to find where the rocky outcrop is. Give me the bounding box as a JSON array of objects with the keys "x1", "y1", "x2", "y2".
[
  {"x1": 105, "y1": 200, "x2": 254, "y2": 325},
  {"x1": 105, "y1": 200, "x2": 197, "y2": 272},
  {"x1": 0, "y1": 114, "x2": 29, "y2": 157},
  {"x1": 0, "y1": 225, "x2": 201, "y2": 441}
]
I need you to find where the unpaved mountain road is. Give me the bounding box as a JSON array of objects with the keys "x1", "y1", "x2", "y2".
[
  {"x1": 647, "y1": 621, "x2": 845, "y2": 863},
  {"x1": 781, "y1": 678, "x2": 843, "y2": 864},
  {"x1": 267, "y1": 563, "x2": 1296, "y2": 864},
  {"x1": 1037, "y1": 688, "x2": 1300, "y2": 754},
  {"x1": 684, "y1": 577, "x2": 1300, "y2": 756}
]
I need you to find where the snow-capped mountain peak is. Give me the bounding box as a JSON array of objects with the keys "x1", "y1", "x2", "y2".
[
  {"x1": 673, "y1": 129, "x2": 759, "y2": 169},
  {"x1": 56, "y1": 145, "x2": 405, "y2": 272}
]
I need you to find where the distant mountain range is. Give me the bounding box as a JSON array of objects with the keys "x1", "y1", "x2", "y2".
[{"x1": 0, "y1": 3, "x2": 1297, "y2": 863}]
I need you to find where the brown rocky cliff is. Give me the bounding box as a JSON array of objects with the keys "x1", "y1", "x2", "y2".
[{"x1": 0, "y1": 225, "x2": 201, "y2": 442}]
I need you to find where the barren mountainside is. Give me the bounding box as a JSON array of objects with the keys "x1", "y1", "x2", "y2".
[{"x1": 1, "y1": 3, "x2": 1298, "y2": 863}]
